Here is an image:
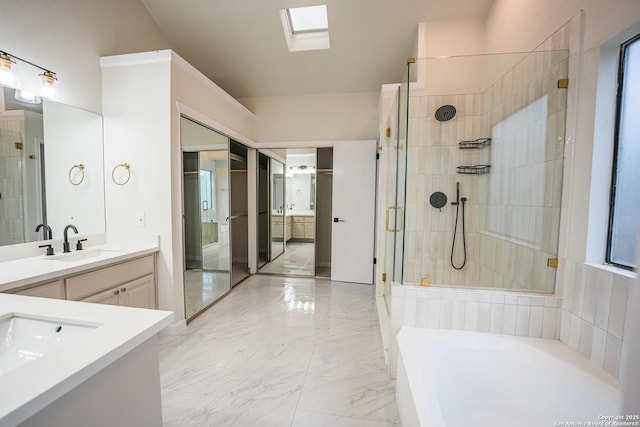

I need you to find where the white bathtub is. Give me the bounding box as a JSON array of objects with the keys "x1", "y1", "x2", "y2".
[{"x1": 396, "y1": 327, "x2": 620, "y2": 427}]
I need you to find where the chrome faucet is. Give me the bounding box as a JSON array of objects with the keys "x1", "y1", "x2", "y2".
[
  {"x1": 35, "y1": 224, "x2": 52, "y2": 240},
  {"x1": 63, "y1": 225, "x2": 78, "y2": 253}
]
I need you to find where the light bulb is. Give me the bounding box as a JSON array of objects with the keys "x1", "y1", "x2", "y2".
[
  {"x1": 0, "y1": 53, "x2": 16, "y2": 87},
  {"x1": 38, "y1": 71, "x2": 56, "y2": 99}
]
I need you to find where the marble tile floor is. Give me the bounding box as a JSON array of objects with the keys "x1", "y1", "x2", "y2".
[
  {"x1": 158, "y1": 275, "x2": 400, "y2": 426},
  {"x1": 184, "y1": 270, "x2": 231, "y2": 319},
  {"x1": 260, "y1": 242, "x2": 315, "y2": 276}
]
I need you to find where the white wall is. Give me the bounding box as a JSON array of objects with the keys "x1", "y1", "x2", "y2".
[{"x1": 101, "y1": 56, "x2": 173, "y2": 314}]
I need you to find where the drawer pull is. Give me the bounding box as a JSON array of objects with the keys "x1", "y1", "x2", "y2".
[
  {"x1": 114, "y1": 290, "x2": 120, "y2": 295},
  {"x1": 121, "y1": 287, "x2": 126, "y2": 292}
]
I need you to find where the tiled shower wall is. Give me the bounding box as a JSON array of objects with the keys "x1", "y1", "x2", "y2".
[
  {"x1": 403, "y1": 47, "x2": 569, "y2": 292},
  {"x1": 559, "y1": 259, "x2": 636, "y2": 379},
  {"x1": 0, "y1": 121, "x2": 25, "y2": 246}
]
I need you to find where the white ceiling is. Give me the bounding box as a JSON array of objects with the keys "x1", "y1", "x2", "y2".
[{"x1": 140, "y1": 0, "x2": 494, "y2": 99}]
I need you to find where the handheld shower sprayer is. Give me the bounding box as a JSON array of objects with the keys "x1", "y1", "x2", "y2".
[
  {"x1": 451, "y1": 182, "x2": 460, "y2": 206},
  {"x1": 451, "y1": 181, "x2": 467, "y2": 270}
]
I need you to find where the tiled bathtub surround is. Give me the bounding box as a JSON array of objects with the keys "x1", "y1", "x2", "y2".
[
  {"x1": 559, "y1": 259, "x2": 636, "y2": 380},
  {"x1": 387, "y1": 283, "x2": 561, "y2": 378}
]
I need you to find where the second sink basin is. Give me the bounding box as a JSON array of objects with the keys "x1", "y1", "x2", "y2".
[
  {"x1": 47, "y1": 248, "x2": 122, "y2": 262},
  {"x1": 0, "y1": 314, "x2": 97, "y2": 376}
]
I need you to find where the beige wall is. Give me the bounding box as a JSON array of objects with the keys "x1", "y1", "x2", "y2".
[
  {"x1": 239, "y1": 92, "x2": 379, "y2": 143},
  {"x1": 0, "y1": 0, "x2": 169, "y2": 113}
]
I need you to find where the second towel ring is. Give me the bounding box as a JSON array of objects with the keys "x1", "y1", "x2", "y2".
[
  {"x1": 112, "y1": 163, "x2": 131, "y2": 186},
  {"x1": 68, "y1": 164, "x2": 85, "y2": 186}
]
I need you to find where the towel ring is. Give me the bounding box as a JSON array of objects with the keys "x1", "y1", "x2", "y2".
[
  {"x1": 112, "y1": 163, "x2": 131, "y2": 186},
  {"x1": 68, "y1": 164, "x2": 85, "y2": 186}
]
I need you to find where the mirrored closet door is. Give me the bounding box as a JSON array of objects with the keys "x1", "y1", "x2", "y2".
[{"x1": 181, "y1": 117, "x2": 231, "y2": 320}]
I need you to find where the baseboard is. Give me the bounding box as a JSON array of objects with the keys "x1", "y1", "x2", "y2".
[{"x1": 160, "y1": 319, "x2": 186, "y2": 334}]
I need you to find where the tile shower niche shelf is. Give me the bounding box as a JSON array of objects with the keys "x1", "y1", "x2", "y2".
[{"x1": 456, "y1": 165, "x2": 491, "y2": 175}]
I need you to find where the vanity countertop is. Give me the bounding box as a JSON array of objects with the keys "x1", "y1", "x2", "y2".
[
  {"x1": 0, "y1": 236, "x2": 159, "y2": 293},
  {"x1": 287, "y1": 211, "x2": 315, "y2": 217},
  {"x1": 0, "y1": 293, "x2": 173, "y2": 426}
]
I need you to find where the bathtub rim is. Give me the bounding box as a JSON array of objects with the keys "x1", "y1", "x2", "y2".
[{"x1": 396, "y1": 327, "x2": 621, "y2": 427}]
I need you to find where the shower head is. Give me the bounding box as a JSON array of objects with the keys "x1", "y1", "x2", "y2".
[{"x1": 435, "y1": 105, "x2": 456, "y2": 122}]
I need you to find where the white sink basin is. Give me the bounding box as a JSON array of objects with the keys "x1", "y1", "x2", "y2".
[
  {"x1": 0, "y1": 314, "x2": 97, "y2": 376},
  {"x1": 46, "y1": 248, "x2": 121, "y2": 262}
]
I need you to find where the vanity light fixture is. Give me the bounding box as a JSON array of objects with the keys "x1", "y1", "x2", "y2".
[{"x1": 0, "y1": 50, "x2": 58, "y2": 100}]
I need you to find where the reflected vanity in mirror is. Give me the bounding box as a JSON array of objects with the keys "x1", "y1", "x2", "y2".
[
  {"x1": 0, "y1": 86, "x2": 105, "y2": 247},
  {"x1": 270, "y1": 158, "x2": 285, "y2": 260}
]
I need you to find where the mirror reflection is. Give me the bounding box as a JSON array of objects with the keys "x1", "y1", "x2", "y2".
[
  {"x1": 259, "y1": 148, "x2": 316, "y2": 277},
  {"x1": 0, "y1": 86, "x2": 105, "y2": 247},
  {"x1": 270, "y1": 158, "x2": 284, "y2": 259},
  {"x1": 181, "y1": 116, "x2": 231, "y2": 320}
]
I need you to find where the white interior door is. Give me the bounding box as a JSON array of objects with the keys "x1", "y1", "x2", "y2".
[{"x1": 331, "y1": 140, "x2": 377, "y2": 284}]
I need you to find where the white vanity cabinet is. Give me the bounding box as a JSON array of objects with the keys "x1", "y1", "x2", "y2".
[
  {"x1": 304, "y1": 217, "x2": 315, "y2": 239},
  {"x1": 293, "y1": 217, "x2": 305, "y2": 238},
  {"x1": 272, "y1": 216, "x2": 284, "y2": 238},
  {"x1": 65, "y1": 255, "x2": 156, "y2": 309},
  {"x1": 12, "y1": 280, "x2": 65, "y2": 299},
  {"x1": 291, "y1": 216, "x2": 315, "y2": 239}
]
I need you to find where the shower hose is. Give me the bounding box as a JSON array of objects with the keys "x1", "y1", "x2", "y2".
[{"x1": 451, "y1": 197, "x2": 467, "y2": 270}]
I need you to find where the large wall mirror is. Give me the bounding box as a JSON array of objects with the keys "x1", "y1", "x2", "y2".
[{"x1": 0, "y1": 86, "x2": 105, "y2": 247}]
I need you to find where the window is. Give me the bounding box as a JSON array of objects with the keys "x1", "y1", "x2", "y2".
[
  {"x1": 607, "y1": 34, "x2": 640, "y2": 270},
  {"x1": 199, "y1": 170, "x2": 214, "y2": 212},
  {"x1": 287, "y1": 5, "x2": 328, "y2": 34},
  {"x1": 280, "y1": 5, "x2": 330, "y2": 52}
]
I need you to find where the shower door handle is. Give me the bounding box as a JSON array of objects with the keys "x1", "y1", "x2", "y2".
[{"x1": 385, "y1": 206, "x2": 403, "y2": 232}]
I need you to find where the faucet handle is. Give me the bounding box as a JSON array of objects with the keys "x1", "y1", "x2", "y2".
[
  {"x1": 38, "y1": 244, "x2": 54, "y2": 256},
  {"x1": 76, "y1": 239, "x2": 88, "y2": 251}
]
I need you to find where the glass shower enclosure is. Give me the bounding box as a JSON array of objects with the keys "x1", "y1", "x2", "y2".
[{"x1": 382, "y1": 47, "x2": 570, "y2": 303}]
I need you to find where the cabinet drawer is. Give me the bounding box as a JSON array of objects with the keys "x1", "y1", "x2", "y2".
[
  {"x1": 66, "y1": 255, "x2": 154, "y2": 301},
  {"x1": 292, "y1": 216, "x2": 305, "y2": 223},
  {"x1": 13, "y1": 280, "x2": 65, "y2": 299},
  {"x1": 303, "y1": 217, "x2": 315, "y2": 224}
]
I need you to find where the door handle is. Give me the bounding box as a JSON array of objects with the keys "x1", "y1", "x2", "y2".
[
  {"x1": 333, "y1": 217, "x2": 345, "y2": 223},
  {"x1": 385, "y1": 206, "x2": 403, "y2": 232}
]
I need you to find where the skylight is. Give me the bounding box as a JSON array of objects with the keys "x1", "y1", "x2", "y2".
[
  {"x1": 287, "y1": 5, "x2": 328, "y2": 33},
  {"x1": 280, "y1": 5, "x2": 330, "y2": 52}
]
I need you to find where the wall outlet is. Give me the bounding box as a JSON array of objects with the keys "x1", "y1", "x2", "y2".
[{"x1": 136, "y1": 212, "x2": 146, "y2": 227}]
